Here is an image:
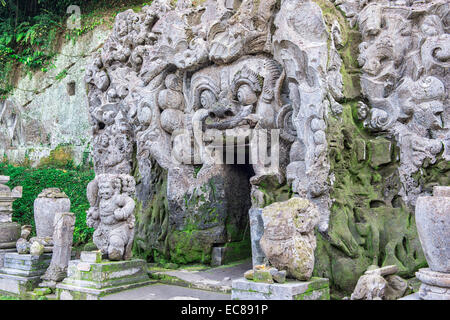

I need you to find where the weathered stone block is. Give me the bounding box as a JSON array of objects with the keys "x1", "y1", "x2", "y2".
[
  {"x1": 231, "y1": 277, "x2": 330, "y2": 300},
  {"x1": 369, "y1": 138, "x2": 392, "y2": 168},
  {"x1": 80, "y1": 250, "x2": 102, "y2": 263},
  {"x1": 0, "y1": 248, "x2": 15, "y2": 268}
]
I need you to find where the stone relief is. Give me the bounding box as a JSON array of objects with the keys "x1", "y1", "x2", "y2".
[
  {"x1": 342, "y1": 0, "x2": 449, "y2": 207},
  {"x1": 84, "y1": 0, "x2": 448, "y2": 277},
  {"x1": 85, "y1": 0, "x2": 334, "y2": 265}
]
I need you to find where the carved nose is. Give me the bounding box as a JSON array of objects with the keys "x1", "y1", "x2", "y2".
[{"x1": 209, "y1": 106, "x2": 234, "y2": 119}]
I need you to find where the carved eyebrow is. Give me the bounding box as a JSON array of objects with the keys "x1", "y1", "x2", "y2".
[{"x1": 190, "y1": 75, "x2": 220, "y2": 109}]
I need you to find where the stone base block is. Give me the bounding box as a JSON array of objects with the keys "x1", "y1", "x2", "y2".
[
  {"x1": 231, "y1": 277, "x2": 330, "y2": 300},
  {"x1": 0, "y1": 249, "x2": 15, "y2": 268},
  {"x1": 0, "y1": 273, "x2": 42, "y2": 296},
  {"x1": 1, "y1": 252, "x2": 51, "y2": 276},
  {"x1": 416, "y1": 268, "x2": 450, "y2": 300},
  {"x1": 55, "y1": 259, "x2": 152, "y2": 300},
  {"x1": 0, "y1": 253, "x2": 52, "y2": 296}
]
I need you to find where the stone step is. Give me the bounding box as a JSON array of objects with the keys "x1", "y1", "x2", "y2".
[{"x1": 231, "y1": 277, "x2": 330, "y2": 300}]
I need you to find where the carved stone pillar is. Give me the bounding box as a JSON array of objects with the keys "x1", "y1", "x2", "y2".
[{"x1": 41, "y1": 212, "x2": 76, "y2": 287}]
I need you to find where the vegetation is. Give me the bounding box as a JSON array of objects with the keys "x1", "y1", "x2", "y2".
[
  {"x1": 0, "y1": 159, "x2": 95, "y2": 246},
  {"x1": 0, "y1": 0, "x2": 152, "y2": 99}
]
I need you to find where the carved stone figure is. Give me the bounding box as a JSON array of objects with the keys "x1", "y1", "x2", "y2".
[
  {"x1": 41, "y1": 212, "x2": 75, "y2": 286},
  {"x1": 260, "y1": 197, "x2": 320, "y2": 281},
  {"x1": 86, "y1": 174, "x2": 136, "y2": 261},
  {"x1": 350, "y1": 265, "x2": 409, "y2": 300}
]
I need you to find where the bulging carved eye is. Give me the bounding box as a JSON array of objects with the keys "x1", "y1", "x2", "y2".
[
  {"x1": 200, "y1": 90, "x2": 216, "y2": 109},
  {"x1": 237, "y1": 84, "x2": 257, "y2": 105}
]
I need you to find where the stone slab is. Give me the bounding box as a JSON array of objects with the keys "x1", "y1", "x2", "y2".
[
  {"x1": 101, "y1": 284, "x2": 231, "y2": 300},
  {"x1": 152, "y1": 259, "x2": 252, "y2": 294},
  {"x1": 56, "y1": 279, "x2": 155, "y2": 300},
  {"x1": 231, "y1": 277, "x2": 330, "y2": 300},
  {"x1": 398, "y1": 292, "x2": 421, "y2": 300}
]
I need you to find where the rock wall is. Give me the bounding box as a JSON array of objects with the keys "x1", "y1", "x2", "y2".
[
  {"x1": 0, "y1": 25, "x2": 111, "y2": 166},
  {"x1": 82, "y1": 0, "x2": 449, "y2": 296}
]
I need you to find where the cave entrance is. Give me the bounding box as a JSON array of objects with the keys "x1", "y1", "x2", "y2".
[{"x1": 211, "y1": 142, "x2": 254, "y2": 266}]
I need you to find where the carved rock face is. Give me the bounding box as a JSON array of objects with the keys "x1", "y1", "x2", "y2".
[{"x1": 189, "y1": 56, "x2": 282, "y2": 131}]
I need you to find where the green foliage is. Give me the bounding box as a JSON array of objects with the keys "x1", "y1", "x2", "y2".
[
  {"x1": 0, "y1": 0, "x2": 152, "y2": 99},
  {"x1": 0, "y1": 162, "x2": 95, "y2": 246}
]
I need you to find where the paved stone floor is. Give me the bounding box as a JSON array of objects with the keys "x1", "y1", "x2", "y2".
[
  {"x1": 101, "y1": 284, "x2": 231, "y2": 300},
  {"x1": 101, "y1": 259, "x2": 251, "y2": 300}
]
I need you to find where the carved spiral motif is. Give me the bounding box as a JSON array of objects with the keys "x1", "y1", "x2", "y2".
[
  {"x1": 237, "y1": 84, "x2": 258, "y2": 106},
  {"x1": 368, "y1": 108, "x2": 390, "y2": 131},
  {"x1": 200, "y1": 90, "x2": 217, "y2": 109},
  {"x1": 276, "y1": 104, "x2": 297, "y2": 142}
]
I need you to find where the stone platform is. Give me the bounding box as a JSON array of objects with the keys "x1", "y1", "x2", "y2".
[
  {"x1": 231, "y1": 277, "x2": 330, "y2": 300},
  {"x1": 56, "y1": 259, "x2": 153, "y2": 300},
  {"x1": 0, "y1": 252, "x2": 51, "y2": 296}
]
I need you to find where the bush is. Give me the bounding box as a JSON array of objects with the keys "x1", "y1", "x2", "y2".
[{"x1": 0, "y1": 162, "x2": 95, "y2": 246}]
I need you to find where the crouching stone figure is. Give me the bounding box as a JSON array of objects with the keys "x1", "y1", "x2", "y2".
[{"x1": 86, "y1": 174, "x2": 136, "y2": 261}]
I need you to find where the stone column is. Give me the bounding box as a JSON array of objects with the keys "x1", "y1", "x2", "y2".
[
  {"x1": 33, "y1": 188, "x2": 71, "y2": 247},
  {"x1": 415, "y1": 186, "x2": 450, "y2": 300},
  {"x1": 249, "y1": 208, "x2": 265, "y2": 267},
  {"x1": 0, "y1": 176, "x2": 22, "y2": 267},
  {"x1": 40, "y1": 212, "x2": 75, "y2": 287}
]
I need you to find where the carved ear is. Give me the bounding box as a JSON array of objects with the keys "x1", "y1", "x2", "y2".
[{"x1": 86, "y1": 179, "x2": 99, "y2": 206}]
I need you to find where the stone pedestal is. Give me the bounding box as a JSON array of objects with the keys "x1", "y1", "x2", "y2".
[
  {"x1": 416, "y1": 268, "x2": 450, "y2": 300},
  {"x1": 409, "y1": 186, "x2": 450, "y2": 300},
  {"x1": 0, "y1": 253, "x2": 51, "y2": 296},
  {"x1": 55, "y1": 258, "x2": 152, "y2": 300},
  {"x1": 0, "y1": 176, "x2": 22, "y2": 251},
  {"x1": 231, "y1": 277, "x2": 330, "y2": 300}
]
